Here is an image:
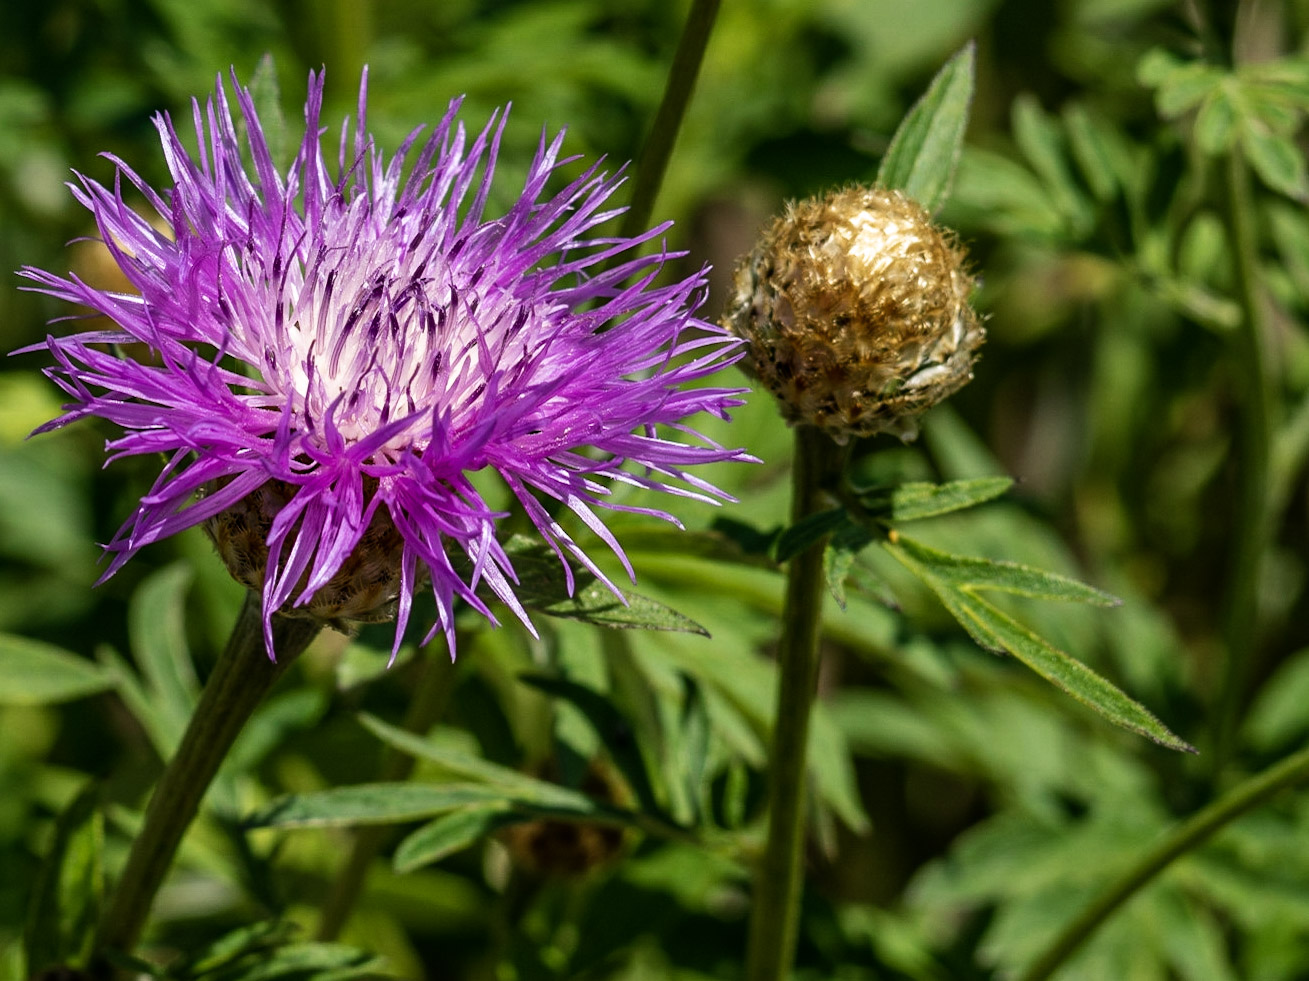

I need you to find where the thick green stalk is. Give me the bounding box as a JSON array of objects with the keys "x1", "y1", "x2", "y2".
[
  {"x1": 93, "y1": 592, "x2": 320, "y2": 969},
  {"x1": 315, "y1": 646, "x2": 455, "y2": 941},
  {"x1": 744, "y1": 427, "x2": 847, "y2": 981},
  {"x1": 1213, "y1": 148, "x2": 1275, "y2": 768},
  {"x1": 618, "y1": 0, "x2": 722, "y2": 242},
  {"x1": 1019, "y1": 741, "x2": 1309, "y2": 981}
]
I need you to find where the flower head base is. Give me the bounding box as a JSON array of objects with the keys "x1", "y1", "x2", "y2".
[
  {"x1": 723, "y1": 186, "x2": 983, "y2": 442},
  {"x1": 21, "y1": 69, "x2": 749, "y2": 655}
]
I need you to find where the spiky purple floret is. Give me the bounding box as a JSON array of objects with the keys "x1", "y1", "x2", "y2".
[{"x1": 19, "y1": 68, "x2": 750, "y2": 656}]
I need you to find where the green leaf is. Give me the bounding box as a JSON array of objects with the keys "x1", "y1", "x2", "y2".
[
  {"x1": 517, "y1": 673, "x2": 664, "y2": 816},
  {"x1": 245, "y1": 783, "x2": 514, "y2": 829},
  {"x1": 1194, "y1": 88, "x2": 1237, "y2": 154},
  {"x1": 358, "y1": 714, "x2": 596, "y2": 812},
  {"x1": 23, "y1": 782, "x2": 103, "y2": 974},
  {"x1": 95, "y1": 644, "x2": 173, "y2": 759},
  {"x1": 877, "y1": 41, "x2": 976, "y2": 212},
  {"x1": 129, "y1": 564, "x2": 199, "y2": 750},
  {"x1": 175, "y1": 921, "x2": 292, "y2": 978},
  {"x1": 205, "y1": 941, "x2": 384, "y2": 981},
  {"x1": 1242, "y1": 124, "x2": 1309, "y2": 200},
  {"x1": 822, "y1": 520, "x2": 877, "y2": 609},
  {"x1": 0, "y1": 634, "x2": 112, "y2": 705},
  {"x1": 1012, "y1": 94, "x2": 1089, "y2": 230},
  {"x1": 1061, "y1": 103, "x2": 1119, "y2": 201},
  {"x1": 773, "y1": 508, "x2": 847, "y2": 562},
  {"x1": 861, "y1": 476, "x2": 1015, "y2": 522},
  {"x1": 245, "y1": 54, "x2": 288, "y2": 174},
  {"x1": 884, "y1": 537, "x2": 1192, "y2": 751},
  {"x1": 393, "y1": 807, "x2": 518, "y2": 873},
  {"x1": 889, "y1": 534, "x2": 1120, "y2": 605},
  {"x1": 501, "y1": 536, "x2": 708, "y2": 635}
]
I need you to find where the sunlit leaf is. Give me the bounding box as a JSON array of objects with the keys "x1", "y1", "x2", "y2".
[
  {"x1": 878, "y1": 41, "x2": 975, "y2": 212},
  {"x1": 861, "y1": 477, "x2": 1014, "y2": 522},
  {"x1": 501, "y1": 536, "x2": 708, "y2": 635},
  {"x1": 884, "y1": 537, "x2": 1192, "y2": 751}
]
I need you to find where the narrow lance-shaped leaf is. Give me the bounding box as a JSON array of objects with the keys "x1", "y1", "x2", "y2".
[
  {"x1": 359, "y1": 713, "x2": 597, "y2": 812},
  {"x1": 878, "y1": 41, "x2": 976, "y2": 212},
  {"x1": 518, "y1": 673, "x2": 665, "y2": 817},
  {"x1": 890, "y1": 534, "x2": 1120, "y2": 605},
  {"x1": 885, "y1": 537, "x2": 1193, "y2": 751},
  {"x1": 245, "y1": 783, "x2": 514, "y2": 830},
  {"x1": 0, "y1": 634, "x2": 113, "y2": 706},
  {"x1": 858, "y1": 476, "x2": 1014, "y2": 522},
  {"x1": 774, "y1": 507, "x2": 847, "y2": 562},
  {"x1": 128, "y1": 563, "x2": 199, "y2": 747},
  {"x1": 500, "y1": 535, "x2": 709, "y2": 635},
  {"x1": 394, "y1": 807, "x2": 520, "y2": 873},
  {"x1": 24, "y1": 782, "x2": 103, "y2": 974}
]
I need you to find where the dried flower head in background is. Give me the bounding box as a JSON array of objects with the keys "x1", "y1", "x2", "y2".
[
  {"x1": 722, "y1": 186, "x2": 984, "y2": 442},
  {"x1": 20, "y1": 69, "x2": 750, "y2": 654}
]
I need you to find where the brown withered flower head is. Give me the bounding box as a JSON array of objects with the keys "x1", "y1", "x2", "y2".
[{"x1": 722, "y1": 186, "x2": 984, "y2": 442}]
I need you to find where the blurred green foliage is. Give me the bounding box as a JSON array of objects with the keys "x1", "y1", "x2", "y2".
[{"x1": 6, "y1": 0, "x2": 1309, "y2": 979}]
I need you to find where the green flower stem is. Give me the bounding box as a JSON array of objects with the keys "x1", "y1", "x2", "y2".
[
  {"x1": 315, "y1": 644, "x2": 456, "y2": 941},
  {"x1": 1019, "y1": 740, "x2": 1309, "y2": 981},
  {"x1": 93, "y1": 592, "x2": 320, "y2": 968},
  {"x1": 1213, "y1": 147, "x2": 1275, "y2": 768},
  {"x1": 617, "y1": 0, "x2": 721, "y2": 242},
  {"x1": 745, "y1": 427, "x2": 848, "y2": 981}
]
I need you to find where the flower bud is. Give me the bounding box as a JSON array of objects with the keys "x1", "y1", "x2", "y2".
[{"x1": 723, "y1": 187, "x2": 984, "y2": 441}]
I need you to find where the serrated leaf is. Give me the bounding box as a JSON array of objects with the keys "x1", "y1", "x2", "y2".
[
  {"x1": 1242, "y1": 124, "x2": 1309, "y2": 200},
  {"x1": 358, "y1": 714, "x2": 596, "y2": 812},
  {"x1": 518, "y1": 674, "x2": 663, "y2": 816},
  {"x1": 861, "y1": 477, "x2": 1014, "y2": 522},
  {"x1": 0, "y1": 634, "x2": 112, "y2": 705},
  {"x1": 878, "y1": 41, "x2": 975, "y2": 212},
  {"x1": 884, "y1": 538, "x2": 1191, "y2": 751},
  {"x1": 889, "y1": 534, "x2": 1120, "y2": 605},
  {"x1": 245, "y1": 783, "x2": 514, "y2": 829},
  {"x1": 24, "y1": 782, "x2": 103, "y2": 974},
  {"x1": 393, "y1": 806, "x2": 518, "y2": 873},
  {"x1": 774, "y1": 507, "x2": 848, "y2": 562},
  {"x1": 501, "y1": 536, "x2": 708, "y2": 635}
]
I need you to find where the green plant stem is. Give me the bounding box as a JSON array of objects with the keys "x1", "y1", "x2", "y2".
[
  {"x1": 1213, "y1": 148, "x2": 1275, "y2": 768},
  {"x1": 93, "y1": 592, "x2": 320, "y2": 970},
  {"x1": 315, "y1": 644, "x2": 456, "y2": 941},
  {"x1": 744, "y1": 427, "x2": 847, "y2": 981},
  {"x1": 617, "y1": 0, "x2": 721, "y2": 242},
  {"x1": 1018, "y1": 740, "x2": 1309, "y2": 981}
]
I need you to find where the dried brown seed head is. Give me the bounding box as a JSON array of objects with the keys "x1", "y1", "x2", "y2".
[{"x1": 722, "y1": 186, "x2": 984, "y2": 441}]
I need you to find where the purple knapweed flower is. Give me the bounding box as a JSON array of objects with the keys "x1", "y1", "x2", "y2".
[{"x1": 19, "y1": 68, "x2": 750, "y2": 655}]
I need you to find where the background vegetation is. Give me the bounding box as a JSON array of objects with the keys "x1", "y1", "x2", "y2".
[{"x1": 4, "y1": 0, "x2": 1309, "y2": 978}]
